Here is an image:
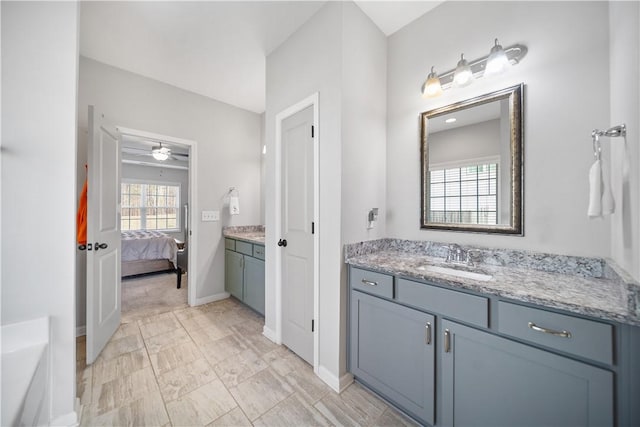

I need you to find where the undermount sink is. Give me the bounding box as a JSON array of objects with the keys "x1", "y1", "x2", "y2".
[{"x1": 417, "y1": 265, "x2": 493, "y2": 282}]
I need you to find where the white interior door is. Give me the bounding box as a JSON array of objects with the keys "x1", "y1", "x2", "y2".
[
  {"x1": 86, "y1": 105, "x2": 121, "y2": 364},
  {"x1": 281, "y1": 105, "x2": 314, "y2": 364}
]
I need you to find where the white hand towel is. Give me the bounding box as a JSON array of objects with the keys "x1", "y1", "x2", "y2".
[
  {"x1": 229, "y1": 196, "x2": 240, "y2": 215},
  {"x1": 601, "y1": 159, "x2": 615, "y2": 215},
  {"x1": 587, "y1": 159, "x2": 602, "y2": 218}
]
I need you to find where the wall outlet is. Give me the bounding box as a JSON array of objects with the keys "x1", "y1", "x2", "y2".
[{"x1": 202, "y1": 210, "x2": 220, "y2": 221}]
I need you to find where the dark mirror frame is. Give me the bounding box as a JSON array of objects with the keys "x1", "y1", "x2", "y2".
[{"x1": 420, "y1": 83, "x2": 524, "y2": 235}]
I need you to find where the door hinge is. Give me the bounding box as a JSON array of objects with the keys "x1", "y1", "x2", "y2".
[
  {"x1": 311, "y1": 125, "x2": 314, "y2": 138},
  {"x1": 312, "y1": 319, "x2": 314, "y2": 332},
  {"x1": 312, "y1": 222, "x2": 315, "y2": 234}
]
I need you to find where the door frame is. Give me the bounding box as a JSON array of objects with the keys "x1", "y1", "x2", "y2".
[
  {"x1": 274, "y1": 93, "x2": 319, "y2": 372},
  {"x1": 117, "y1": 126, "x2": 198, "y2": 307}
]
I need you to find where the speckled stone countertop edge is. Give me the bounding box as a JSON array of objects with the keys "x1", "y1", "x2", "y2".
[
  {"x1": 345, "y1": 238, "x2": 608, "y2": 278},
  {"x1": 346, "y1": 256, "x2": 640, "y2": 327},
  {"x1": 344, "y1": 239, "x2": 640, "y2": 327},
  {"x1": 223, "y1": 225, "x2": 265, "y2": 245},
  {"x1": 604, "y1": 258, "x2": 640, "y2": 318}
]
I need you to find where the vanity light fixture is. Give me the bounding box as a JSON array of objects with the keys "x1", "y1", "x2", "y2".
[
  {"x1": 485, "y1": 39, "x2": 511, "y2": 76},
  {"x1": 421, "y1": 66, "x2": 443, "y2": 98},
  {"x1": 453, "y1": 54, "x2": 473, "y2": 87},
  {"x1": 152, "y1": 142, "x2": 170, "y2": 161},
  {"x1": 421, "y1": 39, "x2": 527, "y2": 98}
]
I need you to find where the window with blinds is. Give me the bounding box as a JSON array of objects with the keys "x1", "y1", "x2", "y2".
[
  {"x1": 429, "y1": 163, "x2": 498, "y2": 225},
  {"x1": 121, "y1": 182, "x2": 180, "y2": 231}
]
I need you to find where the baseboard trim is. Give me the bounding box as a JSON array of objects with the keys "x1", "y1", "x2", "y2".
[
  {"x1": 262, "y1": 326, "x2": 280, "y2": 344},
  {"x1": 74, "y1": 398, "x2": 83, "y2": 426},
  {"x1": 193, "y1": 292, "x2": 230, "y2": 306},
  {"x1": 50, "y1": 408, "x2": 79, "y2": 427},
  {"x1": 75, "y1": 326, "x2": 86, "y2": 337},
  {"x1": 317, "y1": 365, "x2": 354, "y2": 393}
]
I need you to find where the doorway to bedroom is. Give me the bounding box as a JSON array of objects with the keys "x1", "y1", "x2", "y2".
[{"x1": 118, "y1": 128, "x2": 197, "y2": 323}]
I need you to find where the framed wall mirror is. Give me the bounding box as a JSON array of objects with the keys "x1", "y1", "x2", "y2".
[{"x1": 420, "y1": 84, "x2": 523, "y2": 234}]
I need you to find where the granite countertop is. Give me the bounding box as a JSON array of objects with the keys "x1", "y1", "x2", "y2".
[
  {"x1": 223, "y1": 225, "x2": 265, "y2": 245},
  {"x1": 345, "y1": 239, "x2": 640, "y2": 327}
]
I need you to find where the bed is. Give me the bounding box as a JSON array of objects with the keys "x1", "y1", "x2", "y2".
[{"x1": 121, "y1": 230, "x2": 182, "y2": 288}]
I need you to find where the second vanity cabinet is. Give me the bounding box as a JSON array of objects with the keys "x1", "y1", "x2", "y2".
[
  {"x1": 225, "y1": 238, "x2": 265, "y2": 315},
  {"x1": 348, "y1": 266, "x2": 615, "y2": 427},
  {"x1": 440, "y1": 319, "x2": 612, "y2": 427}
]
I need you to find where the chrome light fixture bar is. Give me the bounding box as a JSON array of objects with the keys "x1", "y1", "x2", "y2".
[{"x1": 421, "y1": 39, "x2": 527, "y2": 97}]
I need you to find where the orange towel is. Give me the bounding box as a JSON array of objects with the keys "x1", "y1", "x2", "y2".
[{"x1": 77, "y1": 175, "x2": 88, "y2": 245}]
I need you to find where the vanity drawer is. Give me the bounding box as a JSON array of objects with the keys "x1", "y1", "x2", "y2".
[
  {"x1": 253, "y1": 244, "x2": 265, "y2": 260},
  {"x1": 396, "y1": 278, "x2": 488, "y2": 328},
  {"x1": 225, "y1": 238, "x2": 236, "y2": 250},
  {"x1": 350, "y1": 267, "x2": 394, "y2": 299},
  {"x1": 235, "y1": 240, "x2": 253, "y2": 256},
  {"x1": 498, "y1": 301, "x2": 613, "y2": 365}
]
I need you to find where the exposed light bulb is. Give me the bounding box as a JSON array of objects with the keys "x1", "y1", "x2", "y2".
[
  {"x1": 453, "y1": 54, "x2": 473, "y2": 87},
  {"x1": 422, "y1": 66, "x2": 443, "y2": 98},
  {"x1": 485, "y1": 38, "x2": 511, "y2": 76}
]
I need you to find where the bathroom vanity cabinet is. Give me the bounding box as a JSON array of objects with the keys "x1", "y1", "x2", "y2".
[
  {"x1": 348, "y1": 266, "x2": 624, "y2": 427},
  {"x1": 225, "y1": 238, "x2": 265, "y2": 315}
]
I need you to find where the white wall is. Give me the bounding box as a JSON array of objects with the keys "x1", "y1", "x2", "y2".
[
  {"x1": 341, "y1": 1, "x2": 387, "y2": 245},
  {"x1": 387, "y1": 1, "x2": 611, "y2": 257},
  {"x1": 265, "y1": 1, "x2": 386, "y2": 389},
  {"x1": 78, "y1": 57, "x2": 262, "y2": 303},
  {"x1": 429, "y1": 119, "x2": 500, "y2": 165},
  {"x1": 1, "y1": 2, "x2": 79, "y2": 424},
  {"x1": 339, "y1": 0, "x2": 387, "y2": 376},
  {"x1": 609, "y1": 1, "x2": 640, "y2": 281}
]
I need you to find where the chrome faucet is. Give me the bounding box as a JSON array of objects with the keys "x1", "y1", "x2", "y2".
[
  {"x1": 445, "y1": 244, "x2": 481, "y2": 266},
  {"x1": 445, "y1": 244, "x2": 464, "y2": 263}
]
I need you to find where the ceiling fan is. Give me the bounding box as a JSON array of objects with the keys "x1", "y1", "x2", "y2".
[
  {"x1": 121, "y1": 143, "x2": 189, "y2": 162},
  {"x1": 152, "y1": 143, "x2": 171, "y2": 161}
]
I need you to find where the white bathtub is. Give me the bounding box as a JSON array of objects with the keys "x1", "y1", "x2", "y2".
[{"x1": 1, "y1": 317, "x2": 50, "y2": 427}]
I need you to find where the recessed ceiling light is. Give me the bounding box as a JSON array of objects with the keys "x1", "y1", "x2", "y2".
[{"x1": 445, "y1": 118, "x2": 457, "y2": 124}]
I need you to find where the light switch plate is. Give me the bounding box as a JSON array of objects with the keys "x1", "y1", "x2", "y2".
[{"x1": 202, "y1": 210, "x2": 220, "y2": 222}]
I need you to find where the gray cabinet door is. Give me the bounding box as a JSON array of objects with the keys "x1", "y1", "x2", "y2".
[
  {"x1": 225, "y1": 249, "x2": 244, "y2": 300},
  {"x1": 244, "y1": 256, "x2": 265, "y2": 315},
  {"x1": 350, "y1": 290, "x2": 435, "y2": 425},
  {"x1": 440, "y1": 319, "x2": 613, "y2": 427}
]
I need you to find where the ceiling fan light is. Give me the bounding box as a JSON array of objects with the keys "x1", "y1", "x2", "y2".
[
  {"x1": 152, "y1": 144, "x2": 170, "y2": 161},
  {"x1": 485, "y1": 38, "x2": 510, "y2": 76}
]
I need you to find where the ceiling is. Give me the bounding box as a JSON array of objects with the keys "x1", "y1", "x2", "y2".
[
  {"x1": 80, "y1": 1, "x2": 443, "y2": 114},
  {"x1": 428, "y1": 101, "x2": 501, "y2": 134}
]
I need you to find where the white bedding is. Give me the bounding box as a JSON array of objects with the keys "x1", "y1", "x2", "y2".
[{"x1": 121, "y1": 230, "x2": 177, "y2": 268}]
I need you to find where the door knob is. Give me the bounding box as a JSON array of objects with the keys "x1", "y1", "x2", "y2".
[
  {"x1": 277, "y1": 239, "x2": 288, "y2": 247},
  {"x1": 94, "y1": 242, "x2": 108, "y2": 251}
]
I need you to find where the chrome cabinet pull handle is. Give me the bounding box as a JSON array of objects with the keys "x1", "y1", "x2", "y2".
[
  {"x1": 425, "y1": 322, "x2": 432, "y2": 345},
  {"x1": 444, "y1": 329, "x2": 451, "y2": 353},
  {"x1": 361, "y1": 279, "x2": 378, "y2": 287},
  {"x1": 528, "y1": 322, "x2": 572, "y2": 339}
]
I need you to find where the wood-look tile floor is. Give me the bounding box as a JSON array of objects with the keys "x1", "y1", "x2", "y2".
[{"x1": 77, "y1": 278, "x2": 418, "y2": 426}]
